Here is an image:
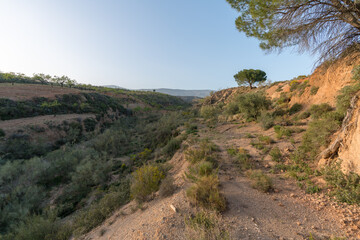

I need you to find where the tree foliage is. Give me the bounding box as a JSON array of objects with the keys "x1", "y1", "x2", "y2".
[
  {"x1": 234, "y1": 69, "x2": 267, "y2": 88},
  {"x1": 227, "y1": 0, "x2": 360, "y2": 63}
]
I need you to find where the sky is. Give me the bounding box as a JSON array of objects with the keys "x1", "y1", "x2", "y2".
[{"x1": 0, "y1": 0, "x2": 315, "y2": 90}]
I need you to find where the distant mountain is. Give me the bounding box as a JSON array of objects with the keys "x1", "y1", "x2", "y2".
[
  {"x1": 101, "y1": 86, "x2": 213, "y2": 98},
  {"x1": 102, "y1": 85, "x2": 127, "y2": 89},
  {"x1": 139, "y1": 88, "x2": 213, "y2": 98}
]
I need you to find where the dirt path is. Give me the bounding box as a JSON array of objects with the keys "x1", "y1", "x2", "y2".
[{"x1": 201, "y1": 123, "x2": 348, "y2": 240}]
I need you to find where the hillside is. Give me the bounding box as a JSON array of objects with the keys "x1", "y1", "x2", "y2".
[
  {"x1": 0, "y1": 82, "x2": 193, "y2": 239},
  {"x1": 79, "y1": 56, "x2": 360, "y2": 240},
  {"x1": 3, "y1": 58, "x2": 360, "y2": 239}
]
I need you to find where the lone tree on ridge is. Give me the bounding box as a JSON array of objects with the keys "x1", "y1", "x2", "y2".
[{"x1": 234, "y1": 69, "x2": 267, "y2": 89}]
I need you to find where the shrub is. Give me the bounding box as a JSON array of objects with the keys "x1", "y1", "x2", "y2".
[
  {"x1": 73, "y1": 181, "x2": 130, "y2": 235},
  {"x1": 309, "y1": 103, "x2": 333, "y2": 119},
  {"x1": 289, "y1": 103, "x2": 302, "y2": 115},
  {"x1": 310, "y1": 86, "x2": 319, "y2": 95},
  {"x1": 258, "y1": 135, "x2": 274, "y2": 144},
  {"x1": 159, "y1": 176, "x2": 177, "y2": 197},
  {"x1": 234, "y1": 92, "x2": 271, "y2": 121},
  {"x1": 274, "y1": 125, "x2": 292, "y2": 139},
  {"x1": 223, "y1": 102, "x2": 239, "y2": 115},
  {"x1": 188, "y1": 161, "x2": 215, "y2": 179},
  {"x1": 258, "y1": 111, "x2": 274, "y2": 130},
  {"x1": 200, "y1": 105, "x2": 219, "y2": 119},
  {"x1": 269, "y1": 147, "x2": 282, "y2": 162},
  {"x1": 277, "y1": 92, "x2": 290, "y2": 105},
  {"x1": 186, "y1": 175, "x2": 226, "y2": 212},
  {"x1": 323, "y1": 162, "x2": 360, "y2": 204},
  {"x1": 185, "y1": 140, "x2": 218, "y2": 164},
  {"x1": 298, "y1": 111, "x2": 310, "y2": 119},
  {"x1": 0, "y1": 128, "x2": 5, "y2": 137},
  {"x1": 3, "y1": 214, "x2": 73, "y2": 240},
  {"x1": 301, "y1": 117, "x2": 340, "y2": 160},
  {"x1": 290, "y1": 81, "x2": 300, "y2": 91},
  {"x1": 162, "y1": 137, "x2": 182, "y2": 157},
  {"x1": 130, "y1": 164, "x2": 165, "y2": 202},
  {"x1": 336, "y1": 83, "x2": 360, "y2": 117},
  {"x1": 185, "y1": 211, "x2": 229, "y2": 240},
  {"x1": 352, "y1": 64, "x2": 360, "y2": 81},
  {"x1": 247, "y1": 170, "x2": 273, "y2": 192},
  {"x1": 186, "y1": 124, "x2": 198, "y2": 134},
  {"x1": 234, "y1": 151, "x2": 252, "y2": 171}
]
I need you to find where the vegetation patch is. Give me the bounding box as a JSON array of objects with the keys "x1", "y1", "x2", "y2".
[
  {"x1": 309, "y1": 103, "x2": 333, "y2": 119},
  {"x1": 274, "y1": 125, "x2": 292, "y2": 139},
  {"x1": 186, "y1": 175, "x2": 226, "y2": 212},
  {"x1": 323, "y1": 162, "x2": 360, "y2": 204},
  {"x1": 185, "y1": 211, "x2": 230, "y2": 240},
  {"x1": 289, "y1": 103, "x2": 302, "y2": 115},
  {"x1": 246, "y1": 170, "x2": 273, "y2": 193},
  {"x1": 310, "y1": 86, "x2": 319, "y2": 95},
  {"x1": 130, "y1": 164, "x2": 165, "y2": 203},
  {"x1": 269, "y1": 147, "x2": 282, "y2": 162}
]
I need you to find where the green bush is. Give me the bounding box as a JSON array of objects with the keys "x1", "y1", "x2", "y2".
[
  {"x1": 130, "y1": 164, "x2": 165, "y2": 202},
  {"x1": 2, "y1": 214, "x2": 72, "y2": 240},
  {"x1": 0, "y1": 128, "x2": 5, "y2": 137},
  {"x1": 234, "y1": 152, "x2": 252, "y2": 171},
  {"x1": 298, "y1": 111, "x2": 310, "y2": 119},
  {"x1": 73, "y1": 181, "x2": 130, "y2": 235},
  {"x1": 336, "y1": 83, "x2": 360, "y2": 117},
  {"x1": 277, "y1": 92, "x2": 290, "y2": 105},
  {"x1": 258, "y1": 111, "x2": 274, "y2": 130},
  {"x1": 274, "y1": 125, "x2": 292, "y2": 139},
  {"x1": 289, "y1": 103, "x2": 302, "y2": 115},
  {"x1": 309, "y1": 103, "x2": 333, "y2": 119},
  {"x1": 186, "y1": 175, "x2": 226, "y2": 212},
  {"x1": 200, "y1": 105, "x2": 220, "y2": 119},
  {"x1": 247, "y1": 170, "x2": 273, "y2": 192},
  {"x1": 310, "y1": 86, "x2": 319, "y2": 95},
  {"x1": 290, "y1": 81, "x2": 300, "y2": 92},
  {"x1": 233, "y1": 92, "x2": 271, "y2": 121},
  {"x1": 187, "y1": 161, "x2": 215, "y2": 179},
  {"x1": 223, "y1": 102, "x2": 239, "y2": 115},
  {"x1": 301, "y1": 117, "x2": 340, "y2": 160},
  {"x1": 185, "y1": 140, "x2": 218, "y2": 164},
  {"x1": 185, "y1": 211, "x2": 229, "y2": 240},
  {"x1": 269, "y1": 147, "x2": 282, "y2": 162},
  {"x1": 352, "y1": 65, "x2": 360, "y2": 81},
  {"x1": 162, "y1": 137, "x2": 182, "y2": 157},
  {"x1": 323, "y1": 162, "x2": 360, "y2": 204}
]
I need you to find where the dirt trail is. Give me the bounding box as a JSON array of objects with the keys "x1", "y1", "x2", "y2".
[
  {"x1": 83, "y1": 121, "x2": 351, "y2": 240},
  {"x1": 201, "y1": 123, "x2": 346, "y2": 239}
]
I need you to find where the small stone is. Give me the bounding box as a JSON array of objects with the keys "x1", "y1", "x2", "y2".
[
  {"x1": 296, "y1": 221, "x2": 301, "y2": 226},
  {"x1": 170, "y1": 204, "x2": 177, "y2": 213}
]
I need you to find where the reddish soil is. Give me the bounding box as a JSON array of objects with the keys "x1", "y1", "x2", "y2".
[{"x1": 0, "y1": 83, "x2": 89, "y2": 101}]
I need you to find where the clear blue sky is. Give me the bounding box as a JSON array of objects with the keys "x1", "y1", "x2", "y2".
[{"x1": 0, "y1": 0, "x2": 315, "y2": 90}]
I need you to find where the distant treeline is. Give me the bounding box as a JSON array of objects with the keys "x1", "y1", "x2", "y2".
[{"x1": 0, "y1": 71, "x2": 190, "y2": 109}]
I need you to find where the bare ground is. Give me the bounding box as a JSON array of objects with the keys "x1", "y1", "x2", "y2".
[{"x1": 0, "y1": 83, "x2": 88, "y2": 100}]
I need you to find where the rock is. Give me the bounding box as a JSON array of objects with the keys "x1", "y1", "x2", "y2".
[
  {"x1": 290, "y1": 193, "x2": 296, "y2": 198},
  {"x1": 170, "y1": 204, "x2": 177, "y2": 213},
  {"x1": 296, "y1": 221, "x2": 301, "y2": 226}
]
